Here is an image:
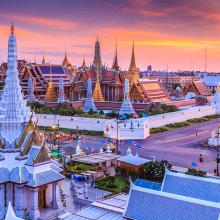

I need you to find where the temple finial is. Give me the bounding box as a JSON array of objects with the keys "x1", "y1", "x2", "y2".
[{"x1": 10, "y1": 22, "x2": 14, "y2": 34}]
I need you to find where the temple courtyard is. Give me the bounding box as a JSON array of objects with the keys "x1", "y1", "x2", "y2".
[{"x1": 60, "y1": 118, "x2": 220, "y2": 173}]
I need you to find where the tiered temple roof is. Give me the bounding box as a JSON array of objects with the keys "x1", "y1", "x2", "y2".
[
  {"x1": 124, "y1": 169, "x2": 220, "y2": 220},
  {"x1": 130, "y1": 79, "x2": 170, "y2": 103}
]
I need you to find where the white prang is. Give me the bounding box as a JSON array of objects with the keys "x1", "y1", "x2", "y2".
[
  {"x1": 119, "y1": 78, "x2": 135, "y2": 115},
  {"x1": 57, "y1": 77, "x2": 66, "y2": 103},
  {"x1": 0, "y1": 26, "x2": 31, "y2": 147},
  {"x1": 27, "y1": 76, "x2": 36, "y2": 102}
]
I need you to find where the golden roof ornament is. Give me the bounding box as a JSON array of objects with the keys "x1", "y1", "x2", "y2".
[{"x1": 92, "y1": 65, "x2": 104, "y2": 101}]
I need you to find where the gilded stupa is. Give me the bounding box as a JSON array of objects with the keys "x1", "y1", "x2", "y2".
[
  {"x1": 44, "y1": 66, "x2": 57, "y2": 102},
  {"x1": 92, "y1": 66, "x2": 104, "y2": 101},
  {"x1": 128, "y1": 42, "x2": 139, "y2": 84}
]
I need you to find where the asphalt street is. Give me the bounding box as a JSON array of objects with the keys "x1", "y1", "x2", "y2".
[{"x1": 61, "y1": 118, "x2": 220, "y2": 173}]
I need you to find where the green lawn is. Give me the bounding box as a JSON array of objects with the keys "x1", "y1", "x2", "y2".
[
  {"x1": 96, "y1": 176, "x2": 130, "y2": 193},
  {"x1": 66, "y1": 163, "x2": 93, "y2": 174}
]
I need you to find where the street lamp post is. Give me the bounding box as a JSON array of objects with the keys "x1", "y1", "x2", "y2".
[
  {"x1": 213, "y1": 129, "x2": 220, "y2": 176},
  {"x1": 52, "y1": 120, "x2": 60, "y2": 158},
  {"x1": 116, "y1": 119, "x2": 119, "y2": 155}
]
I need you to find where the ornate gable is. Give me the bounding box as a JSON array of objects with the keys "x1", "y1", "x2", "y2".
[
  {"x1": 130, "y1": 82, "x2": 149, "y2": 102},
  {"x1": 33, "y1": 145, "x2": 50, "y2": 165}
]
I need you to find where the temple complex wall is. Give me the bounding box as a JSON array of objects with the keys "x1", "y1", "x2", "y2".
[
  {"x1": 37, "y1": 114, "x2": 108, "y2": 131},
  {"x1": 36, "y1": 104, "x2": 217, "y2": 139},
  {"x1": 148, "y1": 105, "x2": 216, "y2": 128}
]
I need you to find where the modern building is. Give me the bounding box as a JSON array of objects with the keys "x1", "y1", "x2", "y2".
[{"x1": 0, "y1": 24, "x2": 64, "y2": 220}]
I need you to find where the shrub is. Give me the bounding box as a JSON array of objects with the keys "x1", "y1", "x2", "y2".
[
  {"x1": 186, "y1": 168, "x2": 206, "y2": 177},
  {"x1": 166, "y1": 122, "x2": 191, "y2": 128}
]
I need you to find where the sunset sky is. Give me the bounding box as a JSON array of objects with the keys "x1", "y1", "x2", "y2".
[{"x1": 1, "y1": 0, "x2": 220, "y2": 71}]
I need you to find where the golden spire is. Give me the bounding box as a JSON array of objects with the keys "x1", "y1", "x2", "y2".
[
  {"x1": 92, "y1": 66, "x2": 104, "y2": 101},
  {"x1": 42, "y1": 56, "x2": 46, "y2": 64},
  {"x1": 45, "y1": 65, "x2": 57, "y2": 102},
  {"x1": 10, "y1": 22, "x2": 14, "y2": 34},
  {"x1": 129, "y1": 42, "x2": 137, "y2": 71},
  {"x1": 128, "y1": 42, "x2": 139, "y2": 84},
  {"x1": 112, "y1": 39, "x2": 119, "y2": 70},
  {"x1": 63, "y1": 51, "x2": 70, "y2": 66}
]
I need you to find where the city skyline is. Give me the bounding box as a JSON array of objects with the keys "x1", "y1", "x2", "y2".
[{"x1": 1, "y1": 0, "x2": 220, "y2": 71}]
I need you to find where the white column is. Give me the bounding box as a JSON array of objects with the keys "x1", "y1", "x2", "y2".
[
  {"x1": 15, "y1": 185, "x2": 25, "y2": 218},
  {"x1": 51, "y1": 182, "x2": 58, "y2": 209},
  {"x1": 29, "y1": 188, "x2": 40, "y2": 220},
  {"x1": 0, "y1": 184, "x2": 5, "y2": 219}
]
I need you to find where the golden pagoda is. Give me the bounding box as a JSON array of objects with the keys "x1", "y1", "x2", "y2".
[
  {"x1": 128, "y1": 42, "x2": 139, "y2": 84},
  {"x1": 45, "y1": 65, "x2": 57, "y2": 102},
  {"x1": 92, "y1": 66, "x2": 104, "y2": 101}
]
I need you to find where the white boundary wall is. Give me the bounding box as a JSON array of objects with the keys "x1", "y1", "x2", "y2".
[
  {"x1": 36, "y1": 114, "x2": 107, "y2": 131},
  {"x1": 36, "y1": 105, "x2": 217, "y2": 139},
  {"x1": 148, "y1": 105, "x2": 217, "y2": 128}
]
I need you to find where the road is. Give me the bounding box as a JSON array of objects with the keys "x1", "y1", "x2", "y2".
[{"x1": 60, "y1": 118, "x2": 220, "y2": 173}]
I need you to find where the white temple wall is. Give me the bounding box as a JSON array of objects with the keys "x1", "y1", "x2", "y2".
[
  {"x1": 36, "y1": 105, "x2": 217, "y2": 140},
  {"x1": 36, "y1": 114, "x2": 107, "y2": 131},
  {"x1": 148, "y1": 105, "x2": 216, "y2": 128}
]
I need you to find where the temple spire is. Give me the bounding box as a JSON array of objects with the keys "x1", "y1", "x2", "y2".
[
  {"x1": 93, "y1": 37, "x2": 102, "y2": 69},
  {"x1": 112, "y1": 39, "x2": 119, "y2": 70},
  {"x1": 128, "y1": 42, "x2": 139, "y2": 84},
  {"x1": 92, "y1": 66, "x2": 104, "y2": 101},
  {"x1": 63, "y1": 51, "x2": 70, "y2": 67},
  {"x1": 0, "y1": 23, "x2": 31, "y2": 147},
  {"x1": 129, "y1": 42, "x2": 137, "y2": 71},
  {"x1": 42, "y1": 56, "x2": 46, "y2": 64},
  {"x1": 10, "y1": 22, "x2": 14, "y2": 34}
]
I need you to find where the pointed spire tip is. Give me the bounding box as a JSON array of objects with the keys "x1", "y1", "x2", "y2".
[{"x1": 10, "y1": 22, "x2": 14, "y2": 33}]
